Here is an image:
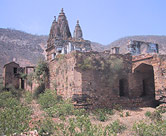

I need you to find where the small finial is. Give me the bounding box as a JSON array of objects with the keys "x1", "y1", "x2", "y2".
[
  {"x1": 54, "y1": 16, "x2": 56, "y2": 21},
  {"x1": 77, "y1": 20, "x2": 79, "y2": 24}
]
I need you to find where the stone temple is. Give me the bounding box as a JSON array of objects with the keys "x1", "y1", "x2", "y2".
[
  {"x1": 46, "y1": 8, "x2": 92, "y2": 62},
  {"x1": 3, "y1": 9, "x2": 166, "y2": 109}
]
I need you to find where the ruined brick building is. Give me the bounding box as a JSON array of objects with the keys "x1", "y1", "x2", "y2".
[
  {"x1": 3, "y1": 9, "x2": 166, "y2": 108},
  {"x1": 3, "y1": 62, "x2": 36, "y2": 91}
]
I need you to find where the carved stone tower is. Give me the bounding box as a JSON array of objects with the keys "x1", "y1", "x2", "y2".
[
  {"x1": 57, "y1": 8, "x2": 71, "y2": 40},
  {"x1": 73, "y1": 20, "x2": 83, "y2": 40}
]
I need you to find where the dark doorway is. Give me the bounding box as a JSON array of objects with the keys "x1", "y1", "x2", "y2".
[
  {"x1": 142, "y1": 79, "x2": 146, "y2": 96},
  {"x1": 21, "y1": 78, "x2": 24, "y2": 89},
  {"x1": 119, "y1": 79, "x2": 128, "y2": 97},
  {"x1": 13, "y1": 67, "x2": 17, "y2": 74},
  {"x1": 119, "y1": 79, "x2": 124, "y2": 96},
  {"x1": 134, "y1": 63, "x2": 155, "y2": 98}
]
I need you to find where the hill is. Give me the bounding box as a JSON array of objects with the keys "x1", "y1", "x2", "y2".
[
  {"x1": 1, "y1": 28, "x2": 166, "y2": 74},
  {"x1": 106, "y1": 35, "x2": 166, "y2": 54},
  {"x1": 0, "y1": 28, "x2": 48, "y2": 74}
]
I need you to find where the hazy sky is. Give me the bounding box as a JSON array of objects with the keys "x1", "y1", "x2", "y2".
[{"x1": 1, "y1": 0, "x2": 166, "y2": 45}]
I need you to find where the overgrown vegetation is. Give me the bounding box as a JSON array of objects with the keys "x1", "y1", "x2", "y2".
[
  {"x1": 133, "y1": 108, "x2": 166, "y2": 135},
  {"x1": 32, "y1": 60, "x2": 49, "y2": 98},
  {"x1": 34, "y1": 60, "x2": 49, "y2": 85},
  {"x1": 38, "y1": 89, "x2": 74, "y2": 118},
  {"x1": 35, "y1": 89, "x2": 127, "y2": 135},
  {"x1": 54, "y1": 115, "x2": 126, "y2": 136},
  {"x1": 92, "y1": 108, "x2": 114, "y2": 122},
  {"x1": 145, "y1": 110, "x2": 162, "y2": 122},
  {"x1": 0, "y1": 86, "x2": 31, "y2": 135},
  {"x1": 133, "y1": 120, "x2": 166, "y2": 136},
  {"x1": 3, "y1": 85, "x2": 166, "y2": 135}
]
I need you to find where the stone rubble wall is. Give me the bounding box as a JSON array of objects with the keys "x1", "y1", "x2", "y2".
[{"x1": 49, "y1": 51, "x2": 157, "y2": 108}]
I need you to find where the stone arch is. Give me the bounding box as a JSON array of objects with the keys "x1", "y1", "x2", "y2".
[{"x1": 134, "y1": 63, "x2": 155, "y2": 98}]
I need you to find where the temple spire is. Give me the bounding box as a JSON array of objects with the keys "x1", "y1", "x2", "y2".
[
  {"x1": 73, "y1": 20, "x2": 83, "y2": 39},
  {"x1": 57, "y1": 8, "x2": 71, "y2": 39}
]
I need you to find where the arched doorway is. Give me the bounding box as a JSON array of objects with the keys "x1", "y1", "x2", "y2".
[{"x1": 134, "y1": 63, "x2": 155, "y2": 98}]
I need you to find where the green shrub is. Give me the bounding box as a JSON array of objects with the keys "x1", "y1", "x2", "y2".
[
  {"x1": 24, "y1": 91, "x2": 33, "y2": 104},
  {"x1": 104, "y1": 108, "x2": 114, "y2": 115},
  {"x1": 125, "y1": 112, "x2": 130, "y2": 117},
  {"x1": 55, "y1": 117, "x2": 126, "y2": 136},
  {"x1": 93, "y1": 108, "x2": 114, "y2": 122},
  {"x1": 145, "y1": 111, "x2": 152, "y2": 117},
  {"x1": 0, "y1": 88, "x2": 31, "y2": 135},
  {"x1": 55, "y1": 115, "x2": 99, "y2": 136},
  {"x1": 34, "y1": 60, "x2": 48, "y2": 84},
  {"x1": 133, "y1": 120, "x2": 166, "y2": 136},
  {"x1": 38, "y1": 89, "x2": 59, "y2": 109},
  {"x1": 120, "y1": 112, "x2": 124, "y2": 117},
  {"x1": 150, "y1": 110, "x2": 162, "y2": 122},
  {"x1": 145, "y1": 110, "x2": 162, "y2": 122},
  {"x1": 98, "y1": 112, "x2": 107, "y2": 122},
  {"x1": 104, "y1": 120, "x2": 126, "y2": 135},
  {"x1": 0, "y1": 91, "x2": 19, "y2": 108},
  {"x1": 46, "y1": 101, "x2": 74, "y2": 117},
  {"x1": 0, "y1": 105, "x2": 31, "y2": 135},
  {"x1": 74, "y1": 109, "x2": 87, "y2": 116},
  {"x1": 3, "y1": 84, "x2": 23, "y2": 98},
  {"x1": 78, "y1": 57, "x2": 93, "y2": 70},
  {"x1": 38, "y1": 89, "x2": 74, "y2": 117},
  {"x1": 37, "y1": 118, "x2": 55, "y2": 136}
]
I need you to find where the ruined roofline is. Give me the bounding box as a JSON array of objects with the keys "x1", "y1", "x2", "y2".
[{"x1": 128, "y1": 40, "x2": 158, "y2": 45}]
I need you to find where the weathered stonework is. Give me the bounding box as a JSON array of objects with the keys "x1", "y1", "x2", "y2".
[
  {"x1": 49, "y1": 51, "x2": 157, "y2": 108},
  {"x1": 46, "y1": 9, "x2": 161, "y2": 109},
  {"x1": 3, "y1": 62, "x2": 37, "y2": 91},
  {"x1": 132, "y1": 54, "x2": 166, "y2": 103},
  {"x1": 3, "y1": 62, "x2": 20, "y2": 88},
  {"x1": 46, "y1": 9, "x2": 92, "y2": 62}
]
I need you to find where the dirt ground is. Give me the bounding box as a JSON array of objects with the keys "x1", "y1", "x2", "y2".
[
  {"x1": 90, "y1": 107, "x2": 156, "y2": 136},
  {"x1": 29, "y1": 100, "x2": 156, "y2": 136}
]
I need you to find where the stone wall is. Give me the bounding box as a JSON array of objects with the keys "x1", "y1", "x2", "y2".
[
  {"x1": 49, "y1": 52, "x2": 77, "y2": 98},
  {"x1": 3, "y1": 62, "x2": 20, "y2": 88},
  {"x1": 132, "y1": 54, "x2": 166, "y2": 103},
  {"x1": 49, "y1": 51, "x2": 157, "y2": 108}
]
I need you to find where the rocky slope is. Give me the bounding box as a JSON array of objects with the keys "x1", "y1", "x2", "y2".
[
  {"x1": 0, "y1": 28, "x2": 48, "y2": 74},
  {"x1": 1, "y1": 28, "x2": 166, "y2": 74}
]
